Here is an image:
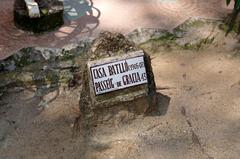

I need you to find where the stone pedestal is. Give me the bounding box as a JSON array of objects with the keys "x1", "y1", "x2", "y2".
[
  {"x1": 14, "y1": 0, "x2": 64, "y2": 33},
  {"x1": 78, "y1": 32, "x2": 158, "y2": 127}
]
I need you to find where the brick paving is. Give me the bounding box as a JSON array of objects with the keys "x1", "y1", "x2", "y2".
[{"x1": 0, "y1": 0, "x2": 232, "y2": 59}]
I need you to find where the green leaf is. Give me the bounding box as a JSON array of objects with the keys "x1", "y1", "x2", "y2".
[
  {"x1": 226, "y1": 0, "x2": 231, "y2": 6},
  {"x1": 237, "y1": 0, "x2": 240, "y2": 9}
]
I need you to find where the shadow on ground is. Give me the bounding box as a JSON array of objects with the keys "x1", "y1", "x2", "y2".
[
  {"x1": 54, "y1": 0, "x2": 101, "y2": 39},
  {"x1": 157, "y1": 93, "x2": 171, "y2": 116}
]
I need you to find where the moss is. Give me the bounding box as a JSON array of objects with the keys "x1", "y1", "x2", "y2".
[
  {"x1": 173, "y1": 19, "x2": 216, "y2": 38},
  {"x1": 155, "y1": 32, "x2": 177, "y2": 41},
  {"x1": 0, "y1": 71, "x2": 33, "y2": 88},
  {"x1": 181, "y1": 36, "x2": 215, "y2": 51},
  {"x1": 0, "y1": 65, "x2": 75, "y2": 91},
  {"x1": 0, "y1": 72, "x2": 19, "y2": 86},
  {"x1": 139, "y1": 32, "x2": 177, "y2": 44},
  {"x1": 138, "y1": 32, "x2": 180, "y2": 54},
  {"x1": 58, "y1": 70, "x2": 73, "y2": 83},
  {"x1": 186, "y1": 19, "x2": 206, "y2": 28},
  {"x1": 139, "y1": 31, "x2": 215, "y2": 53},
  {"x1": 174, "y1": 19, "x2": 207, "y2": 34},
  {"x1": 2, "y1": 47, "x2": 42, "y2": 71},
  {"x1": 15, "y1": 56, "x2": 31, "y2": 67},
  {"x1": 59, "y1": 50, "x2": 76, "y2": 61},
  {"x1": 174, "y1": 27, "x2": 185, "y2": 34}
]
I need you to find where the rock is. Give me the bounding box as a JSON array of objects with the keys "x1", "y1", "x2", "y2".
[
  {"x1": 0, "y1": 42, "x2": 90, "y2": 93},
  {"x1": 90, "y1": 31, "x2": 137, "y2": 59},
  {"x1": 173, "y1": 18, "x2": 218, "y2": 50},
  {"x1": 0, "y1": 43, "x2": 91, "y2": 72},
  {"x1": 78, "y1": 32, "x2": 157, "y2": 127},
  {"x1": 132, "y1": 18, "x2": 236, "y2": 53},
  {"x1": 87, "y1": 50, "x2": 155, "y2": 108},
  {"x1": 0, "y1": 47, "x2": 61, "y2": 72},
  {"x1": 127, "y1": 28, "x2": 171, "y2": 45}
]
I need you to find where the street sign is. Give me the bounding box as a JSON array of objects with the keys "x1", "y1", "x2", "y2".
[{"x1": 90, "y1": 55, "x2": 148, "y2": 95}]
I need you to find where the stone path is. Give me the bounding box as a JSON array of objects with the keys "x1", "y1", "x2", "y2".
[{"x1": 0, "y1": 0, "x2": 232, "y2": 59}]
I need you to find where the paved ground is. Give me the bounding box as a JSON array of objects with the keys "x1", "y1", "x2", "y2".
[
  {"x1": 1, "y1": 47, "x2": 240, "y2": 159},
  {"x1": 1, "y1": 15, "x2": 240, "y2": 158},
  {"x1": 0, "y1": 0, "x2": 233, "y2": 59}
]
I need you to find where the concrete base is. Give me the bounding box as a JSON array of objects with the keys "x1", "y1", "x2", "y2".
[{"x1": 14, "y1": 0, "x2": 64, "y2": 33}]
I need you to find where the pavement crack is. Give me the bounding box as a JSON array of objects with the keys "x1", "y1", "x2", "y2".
[{"x1": 181, "y1": 106, "x2": 214, "y2": 159}]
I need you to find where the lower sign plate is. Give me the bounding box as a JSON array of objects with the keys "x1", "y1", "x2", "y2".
[{"x1": 90, "y1": 55, "x2": 148, "y2": 95}]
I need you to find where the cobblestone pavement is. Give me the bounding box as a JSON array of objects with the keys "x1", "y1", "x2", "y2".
[{"x1": 0, "y1": 0, "x2": 232, "y2": 59}]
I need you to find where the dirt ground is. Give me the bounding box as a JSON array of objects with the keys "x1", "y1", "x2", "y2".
[
  {"x1": 1, "y1": 0, "x2": 240, "y2": 158},
  {"x1": 1, "y1": 45, "x2": 240, "y2": 158},
  {"x1": 0, "y1": 0, "x2": 232, "y2": 60}
]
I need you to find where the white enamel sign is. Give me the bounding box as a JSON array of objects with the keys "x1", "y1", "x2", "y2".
[{"x1": 90, "y1": 56, "x2": 148, "y2": 95}]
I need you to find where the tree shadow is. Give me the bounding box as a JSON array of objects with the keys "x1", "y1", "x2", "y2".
[
  {"x1": 2, "y1": 49, "x2": 80, "y2": 112},
  {"x1": 52, "y1": 0, "x2": 100, "y2": 43},
  {"x1": 63, "y1": 0, "x2": 96, "y2": 21},
  {"x1": 32, "y1": 66, "x2": 60, "y2": 110}
]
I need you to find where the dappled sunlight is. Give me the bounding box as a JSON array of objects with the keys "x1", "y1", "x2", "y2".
[
  {"x1": 38, "y1": 90, "x2": 80, "y2": 122},
  {"x1": 54, "y1": 22, "x2": 79, "y2": 39},
  {"x1": 155, "y1": 0, "x2": 197, "y2": 15},
  {"x1": 0, "y1": 0, "x2": 230, "y2": 59},
  {"x1": 148, "y1": 49, "x2": 240, "y2": 159},
  {"x1": 151, "y1": 49, "x2": 240, "y2": 119},
  {"x1": 94, "y1": 0, "x2": 224, "y2": 32},
  {"x1": 55, "y1": 26, "x2": 76, "y2": 38},
  {"x1": 153, "y1": 50, "x2": 240, "y2": 90},
  {"x1": 2, "y1": 0, "x2": 240, "y2": 158},
  {"x1": 49, "y1": 0, "x2": 100, "y2": 45}
]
